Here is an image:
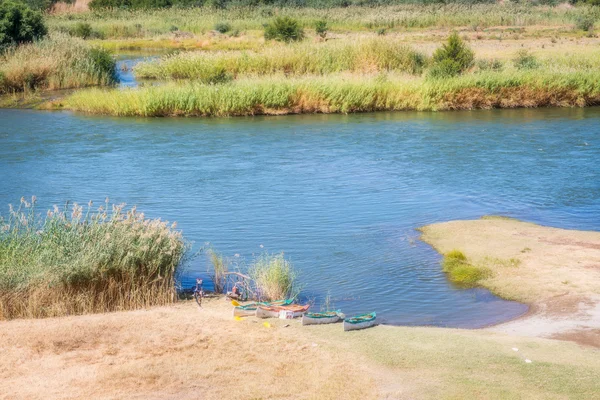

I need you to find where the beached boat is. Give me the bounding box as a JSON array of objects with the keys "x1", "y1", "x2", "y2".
[
  {"x1": 343, "y1": 312, "x2": 376, "y2": 331},
  {"x1": 256, "y1": 304, "x2": 310, "y2": 319},
  {"x1": 232, "y1": 299, "x2": 292, "y2": 317},
  {"x1": 301, "y1": 311, "x2": 343, "y2": 325}
]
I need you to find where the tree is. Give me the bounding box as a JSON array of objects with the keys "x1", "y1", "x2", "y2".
[
  {"x1": 428, "y1": 31, "x2": 474, "y2": 78},
  {"x1": 0, "y1": 0, "x2": 46, "y2": 52}
]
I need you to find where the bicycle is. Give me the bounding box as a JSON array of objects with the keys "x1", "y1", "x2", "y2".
[{"x1": 193, "y1": 278, "x2": 204, "y2": 307}]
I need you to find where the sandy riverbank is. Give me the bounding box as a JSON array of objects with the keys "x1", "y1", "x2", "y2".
[{"x1": 420, "y1": 217, "x2": 600, "y2": 348}]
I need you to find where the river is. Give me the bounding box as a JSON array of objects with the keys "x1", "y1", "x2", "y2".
[{"x1": 1, "y1": 107, "x2": 599, "y2": 327}]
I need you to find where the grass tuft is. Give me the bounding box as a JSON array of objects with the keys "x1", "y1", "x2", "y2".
[
  {"x1": 442, "y1": 249, "x2": 491, "y2": 286},
  {"x1": 248, "y1": 252, "x2": 299, "y2": 301}
]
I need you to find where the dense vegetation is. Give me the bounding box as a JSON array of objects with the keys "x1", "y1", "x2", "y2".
[
  {"x1": 57, "y1": 69, "x2": 600, "y2": 117},
  {"x1": 0, "y1": 0, "x2": 46, "y2": 52},
  {"x1": 0, "y1": 33, "x2": 117, "y2": 94},
  {"x1": 134, "y1": 38, "x2": 425, "y2": 80},
  {"x1": 0, "y1": 197, "x2": 188, "y2": 319}
]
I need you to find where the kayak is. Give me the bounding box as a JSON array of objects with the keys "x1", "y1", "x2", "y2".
[
  {"x1": 343, "y1": 312, "x2": 376, "y2": 331},
  {"x1": 301, "y1": 311, "x2": 343, "y2": 325},
  {"x1": 256, "y1": 304, "x2": 309, "y2": 319},
  {"x1": 232, "y1": 299, "x2": 292, "y2": 317}
]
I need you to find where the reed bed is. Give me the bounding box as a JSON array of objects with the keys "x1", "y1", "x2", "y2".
[
  {"x1": 57, "y1": 70, "x2": 600, "y2": 117},
  {"x1": 134, "y1": 38, "x2": 425, "y2": 80},
  {"x1": 47, "y1": 4, "x2": 600, "y2": 40},
  {"x1": 0, "y1": 34, "x2": 116, "y2": 94},
  {"x1": 0, "y1": 197, "x2": 188, "y2": 319}
]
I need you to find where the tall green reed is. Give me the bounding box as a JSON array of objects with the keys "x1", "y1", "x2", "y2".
[{"x1": 0, "y1": 197, "x2": 188, "y2": 319}]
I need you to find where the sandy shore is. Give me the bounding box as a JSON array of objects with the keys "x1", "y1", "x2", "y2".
[
  {"x1": 420, "y1": 217, "x2": 600, "y2": 348},
  {"x1": 2, "y1": 217, "x2": 599, "y2": 399}
]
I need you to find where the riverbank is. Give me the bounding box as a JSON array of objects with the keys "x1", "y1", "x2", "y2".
[
  {"x1": 1, "y1": 297, "x2": 599, "y2": 399},
  {"x1": 420, "y1": 217, "x2": 600, "y2": 347},
  {"x1": 47, "y1": 70, "x2": 600, "y2": 117},
  {"x1": 2, "y1": 219, "x2": 599, "y2": 399}
]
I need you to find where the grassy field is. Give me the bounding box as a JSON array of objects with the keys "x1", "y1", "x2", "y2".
[
  {"x1": 0, "y1": 198, "x2": 187, "y2": 319},
  {"x1": 47, "y1": 4, "x2": 600, "y2": 40}
]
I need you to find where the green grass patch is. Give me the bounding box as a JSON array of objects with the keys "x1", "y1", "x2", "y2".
[{"x1": 442, "y1": 249, "x2": 491, "y2": 286}]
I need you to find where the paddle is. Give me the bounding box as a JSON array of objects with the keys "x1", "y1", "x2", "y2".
[{"x1": 231, "y1": 300, "x2": 241, "y2": 307}]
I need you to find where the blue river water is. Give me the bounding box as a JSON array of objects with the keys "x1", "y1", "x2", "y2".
[{"x1": 1, "y1": 107, "x2": 599, "y2": 327}]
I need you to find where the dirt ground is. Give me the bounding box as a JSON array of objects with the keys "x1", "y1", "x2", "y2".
[{"x1": 2, "y1": 297, "x2": 600, "y2": 400}]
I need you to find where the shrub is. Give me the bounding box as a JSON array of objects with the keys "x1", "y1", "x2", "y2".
[
  {"x1": 428, "y1": 32, "x2": 474, "y2": 78},
  {"x1": 249, "y1": 253, "x2": 299, "y2": 301},
  {"x1": 442, "y1": 250, "x2": 490, "y2": 286},
  {"x1": 71, "y1": 22, "x2": 93, "y2": 39},
  {"x1": 477, "y1": 58, "x2": 503, "y2": 71},
  {"x1": 264, "y1": 16, "x2": 304, "y2": 43},
  {"x1": 88, "y1": 47, "x2": 119, "y2": 83},
  {"x1": 214, "y1": 21, "x2": 231, "y2": 34},
  {"x1": 0, "y1": 198, "x2": 188, "y2": 319},
  {"x1": 315, "y1": 19, "x2": 328, "y2": 39},
  {"x1": 0, "y1": 0, "x2": 46, "y2": 52},
  {"x1": 575, "y1": 15, "x2": 595, "y2": 32},
  {"x1": 513, "y1": 50, "x2": 538, "y2": 70}
]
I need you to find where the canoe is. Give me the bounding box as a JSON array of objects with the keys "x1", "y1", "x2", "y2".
[
  {"x1": 301, "y1": 311, "x2": 343, "y2": 325},
  {"x1": 256, "y1": 304, "x2": 309, "y2": 319},
  {"x1": 343, "y1": 312, "x2": 376, "y2": 331},
  {"x1": 232, "y1": 299, "x2": 292, "y2": 317}
]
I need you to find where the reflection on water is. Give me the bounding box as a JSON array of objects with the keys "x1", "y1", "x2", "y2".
[{"x1": 1, "y1": 107, "x2": 599, "y2": 327}]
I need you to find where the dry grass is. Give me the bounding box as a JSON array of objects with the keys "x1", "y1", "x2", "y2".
[
  {"x1": 1, "y1": 299, "x2": 598, "y2": 399},
  {"x1": 0, "y1": 299, "x2": 374, "y2": 400}
]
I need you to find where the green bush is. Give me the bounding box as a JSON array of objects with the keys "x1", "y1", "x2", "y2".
[
  {"x1": 0, "y1": 0, "x2": 47, "y2": 52},
  {"x1": 214, "y1": 21, "x2": 231, "y2": 33},
  {"x1": 71, "y1": 22, "x2": 94, "y2": 39},
  {"x1": 88, "y1": 47, "x2": 119, "y2": 83},
  {"x1": 442, "y1": 250, "x2": 490, "y2": 286},
  {"x1": 315, "y1": 19, "x2": 328, "y2": 38},
  {"x1": 513, "y1": 50, "x2": 538, "y2": 70},
  {"x1": 477, "y1": 58, "x2": 503, "y2": 72},
  {"x1": 428, "y1": 31, "x2": 474, "y2": 78},
  {"x1": 575, "y1": 15, "x2": 595, "y2": 32},
  {"x1": 264, "y1": 16, "x2": 304, "y2": 43}
]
